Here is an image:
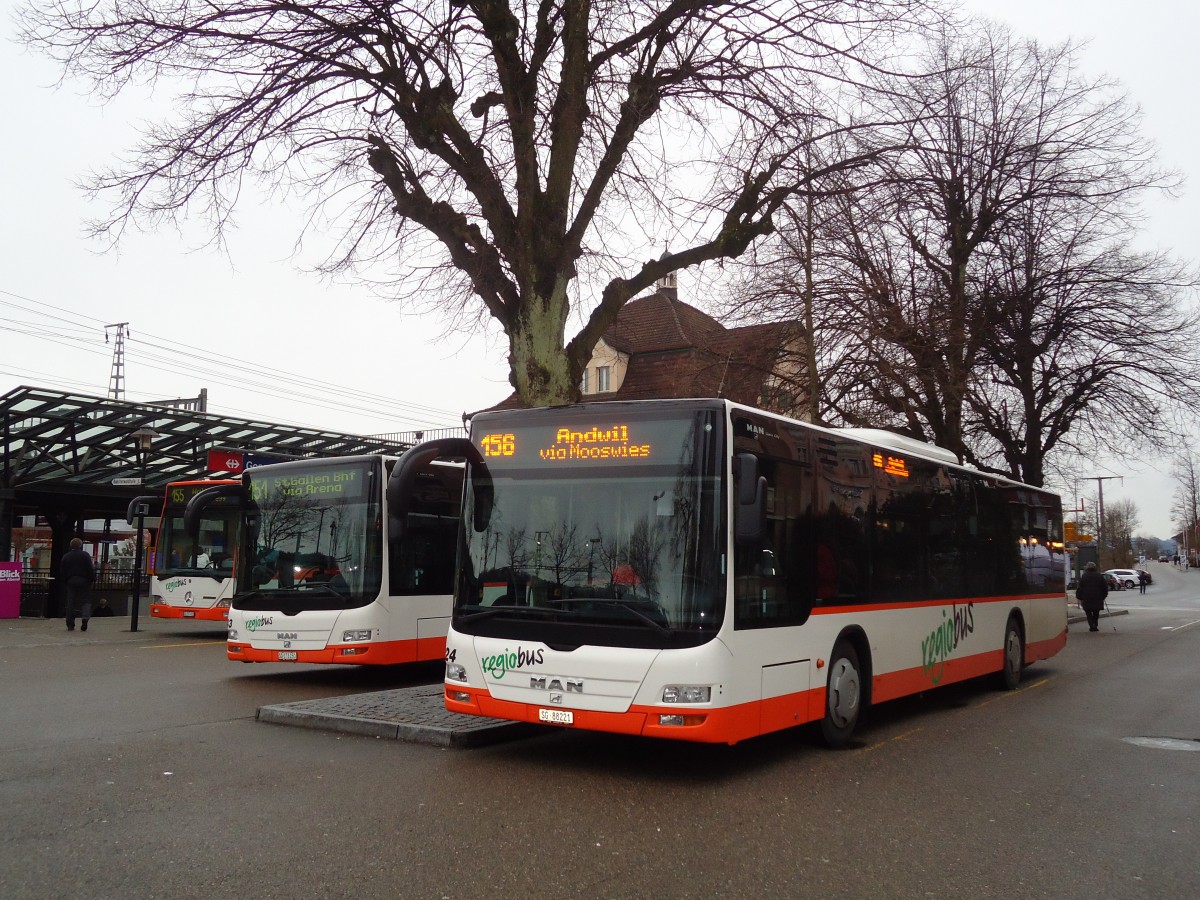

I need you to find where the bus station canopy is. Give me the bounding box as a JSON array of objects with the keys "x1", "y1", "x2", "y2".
[{"x1": 0, "y1": 385, "x2": 420, "y2": 524}]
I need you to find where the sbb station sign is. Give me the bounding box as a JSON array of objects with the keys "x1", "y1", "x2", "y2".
[{"x1": 206, "y1": 449, "x2": 290, "y2": 474}]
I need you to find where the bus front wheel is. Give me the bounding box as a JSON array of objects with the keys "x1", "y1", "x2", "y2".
[{"x1": 820, "y1": 640, "x2": 863, "y2": 748}]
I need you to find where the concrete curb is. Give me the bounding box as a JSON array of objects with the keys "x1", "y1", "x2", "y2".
[{"x1": 1067, "y1": 604, "x2": 1129, "y2": 625}]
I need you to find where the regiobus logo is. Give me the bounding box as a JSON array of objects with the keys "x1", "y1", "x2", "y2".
[{"x1": 480, "y1": 646, "x2": 545, "y2": 679}]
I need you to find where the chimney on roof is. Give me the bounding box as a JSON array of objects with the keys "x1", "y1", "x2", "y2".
[{"x1": 656, "y1": 268, "x2": 678, "y2": 302}]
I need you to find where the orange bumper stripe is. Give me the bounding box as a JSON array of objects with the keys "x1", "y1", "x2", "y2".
[
  {"x1": 228, "y1": 634, "x2": 446, "y2": 666},
  {"x1": 151, "y1": 604, "x2": 227, "y2": 621}
]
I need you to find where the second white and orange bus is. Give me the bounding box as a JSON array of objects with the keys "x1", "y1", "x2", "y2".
[{"x1": 187, "y1": 453, "x2": 462, "y2": 665}]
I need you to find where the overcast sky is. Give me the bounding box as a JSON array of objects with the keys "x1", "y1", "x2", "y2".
[{"x1": 2, "y1": 1, "x2": 1196, "y2": 538}]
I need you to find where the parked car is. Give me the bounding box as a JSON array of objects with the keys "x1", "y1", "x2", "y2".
[
  {"x1": 1103, "y1": 573, "x2": 1124, "y2": 591},
  {"x1": 1104, "y1": 568, "x2": 1141, "y2": 589}
]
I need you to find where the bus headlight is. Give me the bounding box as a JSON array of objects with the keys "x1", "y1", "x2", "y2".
[
  {"x1": 227, "y1": 628, "x2": 239, "y2": 641},
  {"x1": 446, "y1": 662, "x2": 468, "y2": 683},
  {"x1": 662, "y1": 685, "x2": 711, "y2": 704},
  {"x1": 342, "y1": 629, "x2": 372, "y2": 642}
]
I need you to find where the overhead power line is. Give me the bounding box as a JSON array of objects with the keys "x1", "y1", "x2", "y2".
[{"x1": 0, "y1": 287, "x2": 475, "y2": 430}]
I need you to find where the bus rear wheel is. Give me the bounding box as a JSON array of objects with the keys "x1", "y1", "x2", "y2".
[
  {"x1": 997, "y1": 616, "x2": 1024, "y2": 691},
  {"x1": 820, "y1": 640, "x2": 863, "y2": 748}
]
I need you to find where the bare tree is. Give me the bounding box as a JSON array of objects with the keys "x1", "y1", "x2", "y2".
[
  {"x1": 1171, "y1": 452, "x2": 1200, "y2": 552},
  {"x1": 968, "y1": 203, "x2": 1200, "y2": 485},
  {"x1": 725, "y1": 21, "x2": 1195, "y2": 488},
  {"x1": 1101, "y1": 498, "x2": 1138, "y2": 569},
  {"x1": 1132, "y1": 535, "x2": 1161, "y2": 560},
  {"x1": 845, "y1": 24, "x2": 1181, "y2": 462},
  {"x1": 22, "y1": 1, "x2": 941, "y2": 407}
]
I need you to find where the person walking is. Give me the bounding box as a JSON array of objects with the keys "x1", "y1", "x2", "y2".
[
  {"x1": 1075, "y1": 561, "x2": 1109, "y2": 632},
  {"x1": 1138, "y1": 569, "x2": 1148, "y2": 594},
  {"x1": 60, "y1": 537, "x2": 96, "y2": 632}
]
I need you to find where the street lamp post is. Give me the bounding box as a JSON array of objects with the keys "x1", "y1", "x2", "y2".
[
  {"x1": 128, "y1": 427, "x2": 159, "y2": 632},
  {"x1": 1083, "y1": 474, "x2": 1122, "y2": 570}
]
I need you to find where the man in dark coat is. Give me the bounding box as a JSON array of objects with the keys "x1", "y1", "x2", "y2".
[
  {"x1": 1075, "y1": 562, "x2": 1108, "y2": 632},
  {"x1": 60, "y1": 537, "x2": 96, "y2": 632}
]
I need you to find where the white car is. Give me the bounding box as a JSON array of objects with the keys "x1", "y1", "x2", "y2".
[{"x1": 1104, "y1": 568, "x2": 1142, "y2": 589}]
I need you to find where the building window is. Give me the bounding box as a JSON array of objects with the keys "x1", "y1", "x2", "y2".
[
  {"x1": 597, "y1": 366, "x2": 611, "y2": 392},
  {"x1": 580, "y1": 368, "x2": 589, "y2": 394}
]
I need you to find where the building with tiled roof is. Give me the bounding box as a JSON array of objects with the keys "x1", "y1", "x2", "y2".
[{"x1": 491, "y1": 273, "x2": 809, "y2": 417}]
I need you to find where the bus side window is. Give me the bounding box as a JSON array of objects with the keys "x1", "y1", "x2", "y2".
[{"x1": 733, "y1": 457, "x2": 816, "y2": 629}]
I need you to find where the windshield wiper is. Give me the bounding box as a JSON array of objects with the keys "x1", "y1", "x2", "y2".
[
  {"x1": 301, "y1": 581, "x2": 348, "y2": 601},
  {"x1": 456, "y1": 604, "x2": 526, "y2": 624},
  {"x1": 554, "y1": 597, "x2": 674, "y2": 637},
  {"x1": 615, "y1": 602, "x2": 673, "y2": 637}
]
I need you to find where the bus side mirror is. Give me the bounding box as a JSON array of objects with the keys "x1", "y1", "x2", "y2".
[
  {"x1": 734, "y1": 453, "x2": 767, "y2": 545},
  {"x1": 125, "y1": 495, "x2": 161, "y2": 525},
  {"x1": 471, "y1": 475, "x2": 494, "y2": 533},
  {"x1": 183, "y1": 484, "x2": 247, "y2": 540},
  {"x1": 387, "y1": 437, "x2": 484, "y2": 538}
]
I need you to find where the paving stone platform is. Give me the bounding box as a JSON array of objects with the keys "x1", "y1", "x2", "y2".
[{"x1": 257, "y1": 684, "x2": 539, "y2": 748}]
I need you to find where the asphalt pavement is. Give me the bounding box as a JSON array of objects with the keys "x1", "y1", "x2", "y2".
[{"x1": 4, "y1": 576, "x2": 1196, "y2": 900}]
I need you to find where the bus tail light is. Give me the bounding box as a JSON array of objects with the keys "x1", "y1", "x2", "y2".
[{"x1": 662, "y1": 685, "x2": 711, "y2": 703}]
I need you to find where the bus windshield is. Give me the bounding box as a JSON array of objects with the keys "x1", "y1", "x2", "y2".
[
  {"x1": 456, "y1": 404, "x2": 727, "y2": 647},
  {"x1": 236, "y1": 458, "x2": 383, "y2": 611},
  {"x1": 156, "y1": 483, "x2": 239, "y2": 577}
]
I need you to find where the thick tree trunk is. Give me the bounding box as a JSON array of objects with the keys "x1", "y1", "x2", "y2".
[{"x1": 508, "y1": 287, "x2": 579, "y2": 408}]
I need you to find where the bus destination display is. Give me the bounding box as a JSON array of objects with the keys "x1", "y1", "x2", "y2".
[
  {"x1": 249, "y1": 465, "x2": 369, "y2": 502},
  {"x1": 167, "y1": 482, "x2": 237, "y2": 507},
  {"x1": 872, "y1": 452, "x2": 910, "y2": 478},
  {"x1": 476, "y1": 417, "x2": 690, "y2": 467}
]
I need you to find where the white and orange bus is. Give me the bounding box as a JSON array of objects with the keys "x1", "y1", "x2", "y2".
[
  {"x1": 150, "y1": 479, "x2": 241, "y2": 621},
  {"x1": 188, "y1": 453, "x2": 462, "y2": 665},
  {"x1": 390, "y1": 398, "x2": 1067, "y2": 746}
]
